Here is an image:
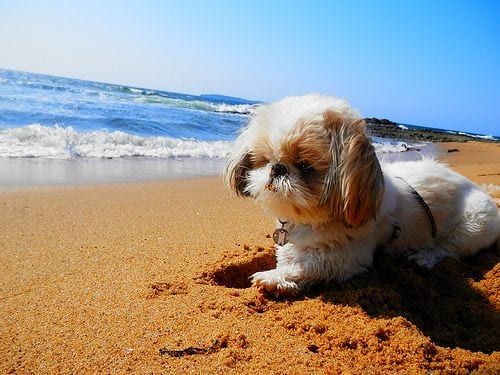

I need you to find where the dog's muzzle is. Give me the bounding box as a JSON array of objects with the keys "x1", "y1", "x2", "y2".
[{"x1": 266, "y1": 162, "x2": 289, "y2": 192}]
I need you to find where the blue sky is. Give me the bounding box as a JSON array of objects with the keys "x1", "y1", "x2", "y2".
[{"x1": 0, "y1": 0, "x2": 499, "y2": 135}]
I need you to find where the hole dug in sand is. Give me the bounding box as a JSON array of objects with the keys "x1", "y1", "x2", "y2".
[
  {"x1": 147, "y1": 281, "x2": 188, "y2": 299},
  {"x1": 202, "y1": 246, "x2": 276, "y2": 289}
]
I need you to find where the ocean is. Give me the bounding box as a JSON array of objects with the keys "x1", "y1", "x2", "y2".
[{"x1": 0, "y1": 69, "x2": 442, "y2": 187}]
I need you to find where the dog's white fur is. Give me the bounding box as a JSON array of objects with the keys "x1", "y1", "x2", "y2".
[{"x1": 224, "y1": 94, "x2": 500, "y2": 296}]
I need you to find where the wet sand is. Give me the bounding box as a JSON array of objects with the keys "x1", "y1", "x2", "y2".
[
  {"x1": 0, "y1": 142, "x2": 499, "y2": 373},
  {"x1": 0, "y1": 157, "x2": 226, "y2": 189}
]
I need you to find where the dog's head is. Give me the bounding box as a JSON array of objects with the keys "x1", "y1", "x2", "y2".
[{"x1": 224, "y1": 94, "x2": 384, "y2": 226}]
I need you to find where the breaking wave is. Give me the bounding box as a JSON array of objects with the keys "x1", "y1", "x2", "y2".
[{"x1": 0, "y1": 124, "x2": 233, "y2": 159}]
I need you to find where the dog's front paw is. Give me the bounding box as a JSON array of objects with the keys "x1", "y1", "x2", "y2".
[
  {"x1": 250, "y1": 269, "x2": 299, "y2": 297},
  {"x1": 408, "y1": 248, "x2": 451, "y2": 269}
]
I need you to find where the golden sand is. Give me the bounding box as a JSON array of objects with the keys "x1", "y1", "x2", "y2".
[{"x1": 1, "y1": 142, "x2": 499, "y2": 373}]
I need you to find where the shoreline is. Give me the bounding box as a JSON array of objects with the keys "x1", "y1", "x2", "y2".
[
  {"x1": 0, "y1": 142, "x2": 440, "y2": 190},
  {"x1": 0, "y1": 157, "x2": 226, "y2": 190},
  {"x1": 0, "y1": 141, "x2": 499, "y2": 373}
]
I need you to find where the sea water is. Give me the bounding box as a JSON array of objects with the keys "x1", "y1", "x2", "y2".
[{"x1": 0, "y1": 69, "x2": 434, "y2": 187}]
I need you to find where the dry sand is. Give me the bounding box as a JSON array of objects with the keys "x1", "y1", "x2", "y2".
[
  {"x1": 441, "y1": 142, "x2": 500, "y2": 202},
  {"x1": 1, "y1": 142, "x2": 499, "y2": 373}
]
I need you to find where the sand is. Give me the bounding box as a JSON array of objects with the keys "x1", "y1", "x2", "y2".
[
  {"x1": 1, "y1": 142, "x2": 499, "y2": 373},
  {"x1": 440, "y1": 142, "x2": 500, "y2": 202}
]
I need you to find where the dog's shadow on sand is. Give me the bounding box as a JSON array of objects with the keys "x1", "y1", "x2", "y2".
[
  {"x1": 306, "y1": 246, "x2": 500, "y2": 354},
  {"x1": 205, "y1": 245, "x2": 499, "y2": 353}
]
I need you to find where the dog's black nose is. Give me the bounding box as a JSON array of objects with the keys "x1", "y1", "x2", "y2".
[{"x1": 271, "y1": 162, "x2": 288, "y2": 178}]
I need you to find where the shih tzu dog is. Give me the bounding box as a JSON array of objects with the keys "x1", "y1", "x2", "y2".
[{"x1": 223, "y1": 94, "x2": 499, "y2": 296}]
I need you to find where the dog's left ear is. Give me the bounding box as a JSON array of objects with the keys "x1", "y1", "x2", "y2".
[{"x1": 320, "y1": 111, "x2": 384, "y2": 226}]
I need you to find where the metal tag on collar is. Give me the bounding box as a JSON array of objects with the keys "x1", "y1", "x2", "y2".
[{"x1": 273, "y1": 220, "x2": 289, "y2": 246}]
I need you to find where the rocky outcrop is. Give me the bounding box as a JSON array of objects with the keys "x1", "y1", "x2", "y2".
[{"x1": 364, "y1": 118, "x2": 497, "y2": 143}]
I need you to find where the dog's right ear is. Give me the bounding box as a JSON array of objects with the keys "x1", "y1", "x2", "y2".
[
  {"x1": 223, "y1": 132, "x2": 253, "y2": 197},
  {"x1": 320, "y1": 111, "x2": 384, "y2": 227}
]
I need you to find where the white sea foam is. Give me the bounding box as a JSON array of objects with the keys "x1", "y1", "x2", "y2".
[
  {"x1": 209, "y1": 103, "x2": 259, "y2": 114},
  {"x1": 128, "y1": 88, "x2": 144, "y2": 94},
  {"x1": 448, "y1": 130, "x2": 497, "y2": 140},
  {"x1": 134, "y1": 95, "x2": 257, "y2": 115},
  {"x1": 0, "y1": 124, "x2": 427, "y2": 160},
  {"x1": 0, "y1": 124, "x2": 234, "y2": 159},
  {"x1": 374, "y1": 141, "x2": 419, "y2": 153},
  {"x1": 458, "y1": 131, "x2": 496, "y2": 140}
]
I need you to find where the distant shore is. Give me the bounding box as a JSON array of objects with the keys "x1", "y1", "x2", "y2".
[{"x1": 365, "y1": 117, "x2": 499, "y2": 143}]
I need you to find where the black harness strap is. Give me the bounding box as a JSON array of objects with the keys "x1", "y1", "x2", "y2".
[{"x1": 396, "y1": 176, "x2": 437, "y2": 239}]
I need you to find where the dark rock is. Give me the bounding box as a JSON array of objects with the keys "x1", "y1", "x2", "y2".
[{"x1": 363, "y1": 118, "x2": 497, "y2": 143}]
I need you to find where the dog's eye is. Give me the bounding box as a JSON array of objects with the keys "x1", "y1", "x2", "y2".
[
  {"x1": 297, "y1": 161, "x2": 314, "y2": 175},
  {"x1": 253, "y1": 155, "x2": 269, "y2": 168}
]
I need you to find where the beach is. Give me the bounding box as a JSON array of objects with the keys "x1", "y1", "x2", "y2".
[{"x1": 1, "y1": 142, "x2": 499, "y2": 373}]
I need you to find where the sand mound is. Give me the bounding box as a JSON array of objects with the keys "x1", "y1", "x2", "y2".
[{"x1": 177, "y1": 244, "x2": 499, "y2": 373}]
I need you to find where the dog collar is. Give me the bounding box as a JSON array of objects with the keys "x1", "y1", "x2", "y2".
[
  {"x1": 395, "y1": 176, "x2": 437, "y2": 239},
  {"x1": 273, "y1": 219, "x2": 289, "y2": 246}
]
